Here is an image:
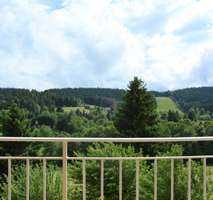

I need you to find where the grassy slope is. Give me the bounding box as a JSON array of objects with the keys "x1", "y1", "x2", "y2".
[
  {"x1": 63, "y1": 106, "x2": 90, "y2": 113},
  {"x1": 156, "y1": 97, "x2": 182, "y2": 113},
  {"x1": 63, "y1": 105, "x2": 109, "y2": 113},
  {"x1": 64, "y1": 97, "x2": 182, "y2": 114}
]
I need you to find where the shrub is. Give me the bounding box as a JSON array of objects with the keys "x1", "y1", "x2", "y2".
[{"x1": 0, "y1": 144, "x2": 206, "y2": 200}]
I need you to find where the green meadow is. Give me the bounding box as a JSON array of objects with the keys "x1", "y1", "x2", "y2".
[{"x1": 156, "y1": 97, "x2": 182, "y2": 113}]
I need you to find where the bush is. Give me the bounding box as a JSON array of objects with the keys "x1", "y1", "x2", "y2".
[
  {"x1": 0, "y1": 163, "x2": 62, "y2": 200},
  {"x1": 0, "y1": 144, "x2": 207, "y2": 200}
]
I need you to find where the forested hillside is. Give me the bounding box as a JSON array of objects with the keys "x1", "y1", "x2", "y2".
[
  {"x1": 0, "y1": 78, "x2": 213, "y2": 199},
  {"x1": 168, "y1": 87, "x2": 213, "y2": 112},
  {"x1": 0, "y1": 88, "x2": 125, "y2": 111},
  {"x1": 0, "y1": 87, "x2": 213, "y2": 114}
]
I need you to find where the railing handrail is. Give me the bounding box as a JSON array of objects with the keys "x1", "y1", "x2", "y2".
[
  {"x1": 1, "y1": 136, "x2": 212, "y2": 200},
  {"x1": 0, "y1": 136, "x2": 212, "y2": 142}
]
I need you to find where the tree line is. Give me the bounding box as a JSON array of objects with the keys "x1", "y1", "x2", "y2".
[{"x1": 0, "y1": 77, "x2": 212, "y2": 199}]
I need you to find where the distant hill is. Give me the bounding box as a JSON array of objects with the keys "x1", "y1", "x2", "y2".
[
  {"x1": 0, "y1": 88, "x2": 125, "y2": 110},
  {"x1": 0, "y1": 87, "x2": 212, "y2": 113},
  {"x1": 47, "y1": 88, "x2": 125, "y2": 101},
  {"x1": 47, "y1": 88, "x2": 125, "y2": 106},
  {"x1": 165, "y1": 87, "x2": 213, "y2": 113}
]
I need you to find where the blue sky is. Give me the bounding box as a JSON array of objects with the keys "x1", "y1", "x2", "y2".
[{"x1": 0, "y1": 0, "x2": 212, "y2": 91}]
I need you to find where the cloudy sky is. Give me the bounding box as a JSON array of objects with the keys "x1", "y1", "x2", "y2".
[{"x1": 0, "y1": 0, "x2": 212, "y2": 91}]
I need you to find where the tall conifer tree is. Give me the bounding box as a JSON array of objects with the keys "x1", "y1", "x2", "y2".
[{"x1": 114, "y1": 77, "x2": 157, "y2": 137}]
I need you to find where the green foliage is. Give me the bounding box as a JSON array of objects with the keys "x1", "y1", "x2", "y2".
[
  {"x1": 69, "y1": 143, "x2": 145, "y2": 200},
  {"x1": 2, "y1": 104, "x2": 30, "y2": 137},
  {"x1": 80, "y1": 122, "x2": 119, "y2": 138},
  {"x1": 0, "y1": 88, "x2": 123, "y2": 112},
  {"x1": 0, "y1": 164, "x2": 64, "y2": 200},
  {"x1": 25, "y1": 126, "x2": 65, "y2": 156},
  {"x1": 156, "y1": 145, "x2": 205, "y2": 200},
  {"x1": 169, "y1": 87, "x2": 213, "y2": 113},
  {"x1": 167, "y1": 110, "x2": 181, "y2": 122},
  {"x1": 0, "y1": 81, "x2": 212, "y2": 199},
  {"x1": 114, "y1": 77, "x2": 157, "y2": 137},
  {"x1": 34, "y1": 111, "x2": 56, "y2": 128},
  {"x1": 47, "y1": 88, "x2": 123, "y2": 107},
  {"x1": 55, "y1": 112, "x2": 71, "y2": 132},
  {"x1": 1, "y1": 87, "x2": 213, "y2": 115},
  {"x1": 0, "y1": 144, "x2": 207, "y2": 200},
  {"x1": 154, "y1": 120, "x2": 213, "y2": 155},
  {"x1": 188, "y1": 108, "x2": 198, "y2": 121},
  {"x1": 0, "y1": 104, "x2": 31, "y2": 155}
]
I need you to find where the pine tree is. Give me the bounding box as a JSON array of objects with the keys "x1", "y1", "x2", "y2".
[
  {"x1": 2, "y1": 104, "x2": 30, "y2": 155},
  {"x1": 114, "y1": 77, "x2": 157, "y2": 137},
  {"x1": 2, "y1": 104, "x2": 30, "y2": 136}
]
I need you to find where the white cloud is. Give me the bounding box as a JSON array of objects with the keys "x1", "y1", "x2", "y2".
[
  {"x1": 0, "y1": 0, "x2": 212, "y2": 90},
  {"x1": 166, "y1": 0, "x2": 213, "y2": 33}
]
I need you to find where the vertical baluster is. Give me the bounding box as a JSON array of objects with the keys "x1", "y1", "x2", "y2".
[
  {"x1": 26, "y1": 159, "x2": 30, "y2": 200},
  {"x1": 171, "y1": 159, "x2": 174, "y2": 200},
  {"x1": 43, "y1": 159, "x2": 47, "y2": 200},
  {"x1": 62, "y1": 141, "x2": 68, "y2": 200},
  {"x1": 100, "y1": 160, "x2": 104, "y2": 200},
  {"x1": 8, "y1": 159, "x2": 11, "y2": 200},
  {"x1": 119, "y1": 160, "x2": 123, "y2": 200},
  {"x1": 154, "y1": 159, "x2": 158, "y2": 200},
  {"x1": 203, "y1": 158, "x2": 207, "y2": 200},
  {"x1": 82, "y1": 159, "x2": 86, "y2": 200},
  {"x1": 136, "y1": 160, "x2": 140, "y2": 200},
  {"x1": 188, "y1": 158, "x2": 191, "y2": 200}
]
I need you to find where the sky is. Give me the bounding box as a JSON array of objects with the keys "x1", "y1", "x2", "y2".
[{"x1": 0, "y1": 0, "x2": 212, "y2": 91}]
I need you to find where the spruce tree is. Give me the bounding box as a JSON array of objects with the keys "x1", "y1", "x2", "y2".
[
  {"x1": 114, "y1": 77, "x2": 157, "y2": 137},
  {"x1": 2, "y1": 104, "x2": 30, "y2": 137},
  {"x1": 2, "y1": 104, "x2": 30, "y2": 155}
]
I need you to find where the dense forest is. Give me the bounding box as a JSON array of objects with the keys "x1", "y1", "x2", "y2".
[
  {"x1": 0, "y1": 78, "x2": 213, "y2": 199},
  {"x1": 1, "y1": 86, "x2": 213, "y2": 114},
  {"x1": 168, "y1": 87, "x2": 213, "y2": 112},
  {"x1": 0, "y1": 88, "x2": 125, "y2": 111}
]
